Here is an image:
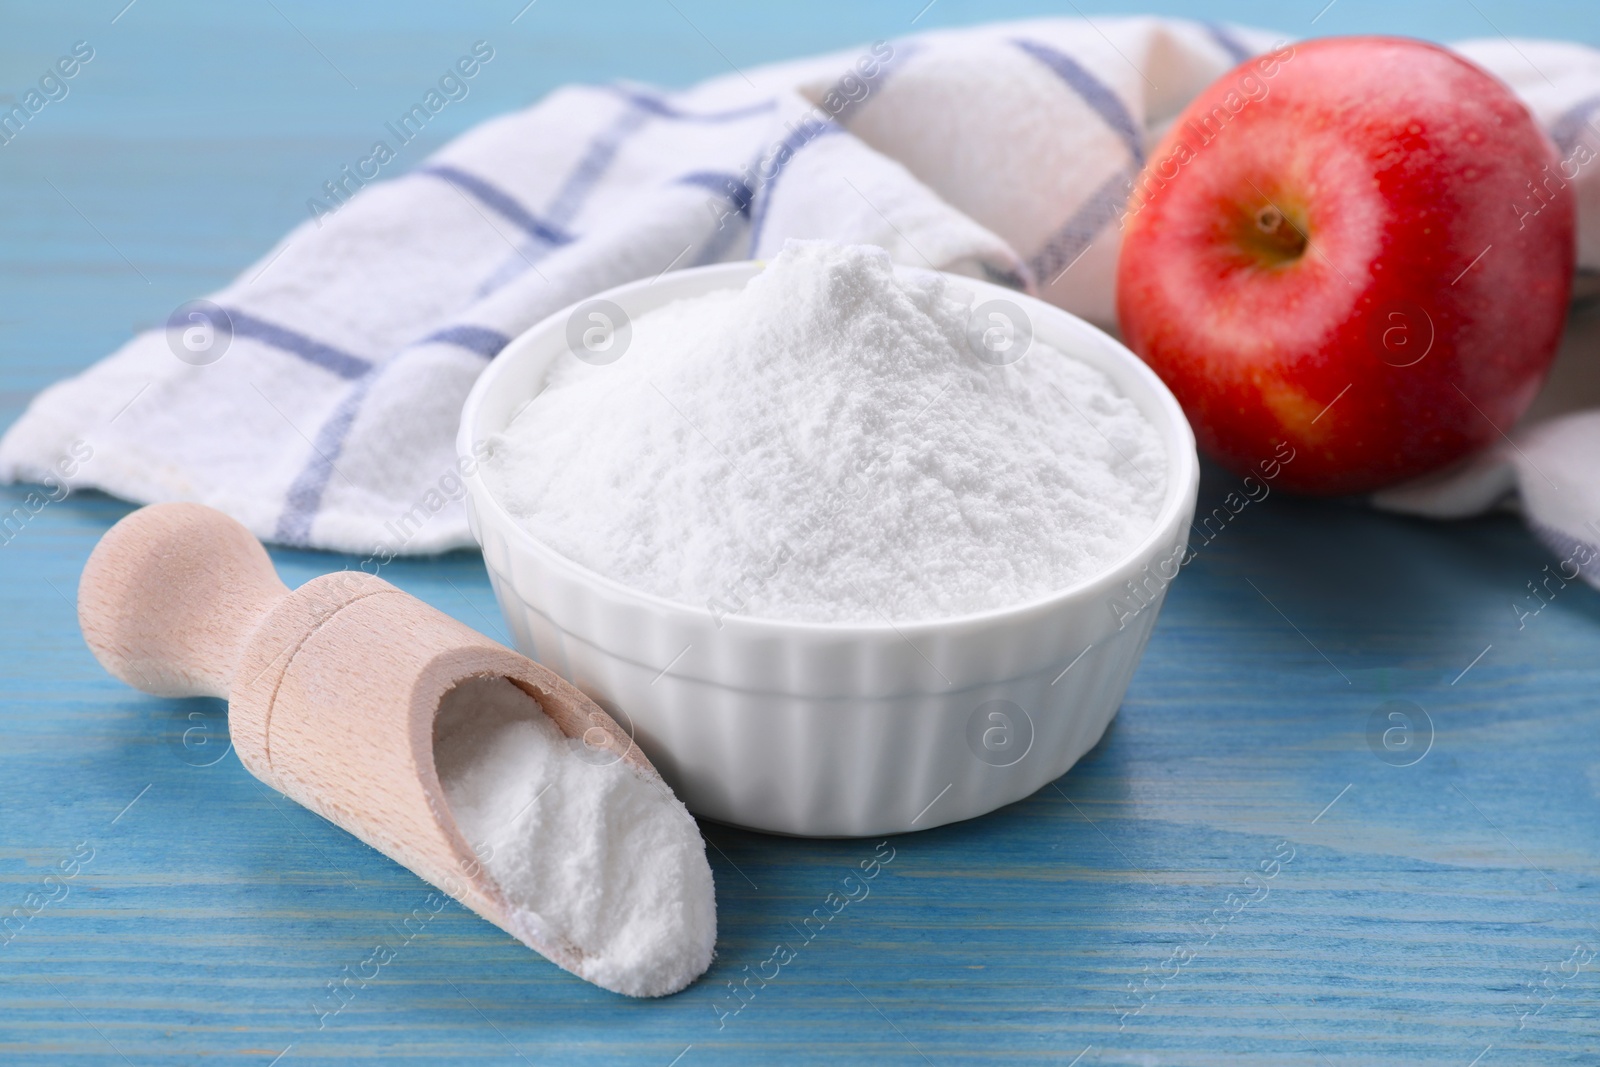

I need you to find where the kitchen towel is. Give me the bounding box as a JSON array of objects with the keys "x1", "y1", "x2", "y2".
[{"x1": 2, "y1": 17, "x2": 1598, "y2": 583}]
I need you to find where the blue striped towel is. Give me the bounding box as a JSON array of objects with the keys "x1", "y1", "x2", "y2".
[{"x1": 3, "y1": 17, "x2": 1598, "y2": 584}]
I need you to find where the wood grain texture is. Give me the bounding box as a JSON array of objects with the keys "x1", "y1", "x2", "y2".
[
  {"x1": 79, "y1": 502, "x2": 292, "y2": 699},
  {"x1": 2, "y1": 1, "x2": 1598, "y2": 1064}
]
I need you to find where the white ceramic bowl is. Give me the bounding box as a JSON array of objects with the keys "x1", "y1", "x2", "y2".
[{"x1": 458, "y1": 261, "x2": 1199, "y2": 837}]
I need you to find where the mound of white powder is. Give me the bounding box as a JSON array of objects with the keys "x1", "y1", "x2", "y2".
[
  {"x1": 434, "y1": 676, "x2": 715, "y2": 997},
  {"x1": 483, "y1": 240, "x2": 1166, "y2": 623}
]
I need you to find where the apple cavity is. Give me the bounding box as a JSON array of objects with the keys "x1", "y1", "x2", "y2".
[{"x1": 1116, "y1": 36, "x2": 1575, "y2": 496}]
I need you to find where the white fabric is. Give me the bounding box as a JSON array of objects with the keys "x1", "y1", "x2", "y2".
[{"x1": 3, "y1": 18, "x2": 1598, "y2": 582}]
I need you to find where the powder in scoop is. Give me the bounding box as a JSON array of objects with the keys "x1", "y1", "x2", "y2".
[
  {"x1": 434, "y1": 676, "x2": 716, "y2": 997},
  {"x1": 484, "y1": 240, "x2": 1166, "y2": 623}
]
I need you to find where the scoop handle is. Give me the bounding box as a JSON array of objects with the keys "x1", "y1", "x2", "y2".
[{"x1": 78, "y1": 503, "x2": 291, "y2": 698}]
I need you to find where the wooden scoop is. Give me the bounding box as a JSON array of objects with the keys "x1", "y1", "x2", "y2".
[{"x1": 77, "y1": 501, "x2": 654, "y2": 979}]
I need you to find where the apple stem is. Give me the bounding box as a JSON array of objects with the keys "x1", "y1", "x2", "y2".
[{"x1": 1254, "y1": 205, "x2": 1308, "y2": 259}]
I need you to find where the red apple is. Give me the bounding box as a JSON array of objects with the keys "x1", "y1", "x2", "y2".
[{"x1": 1116, "y1": 36, "x2": 1575, "y2": 495}]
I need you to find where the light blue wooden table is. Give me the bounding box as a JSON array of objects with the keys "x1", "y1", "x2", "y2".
[{"x1": 3, "y1": 1, "x2": 1598, "y2": 1063}]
